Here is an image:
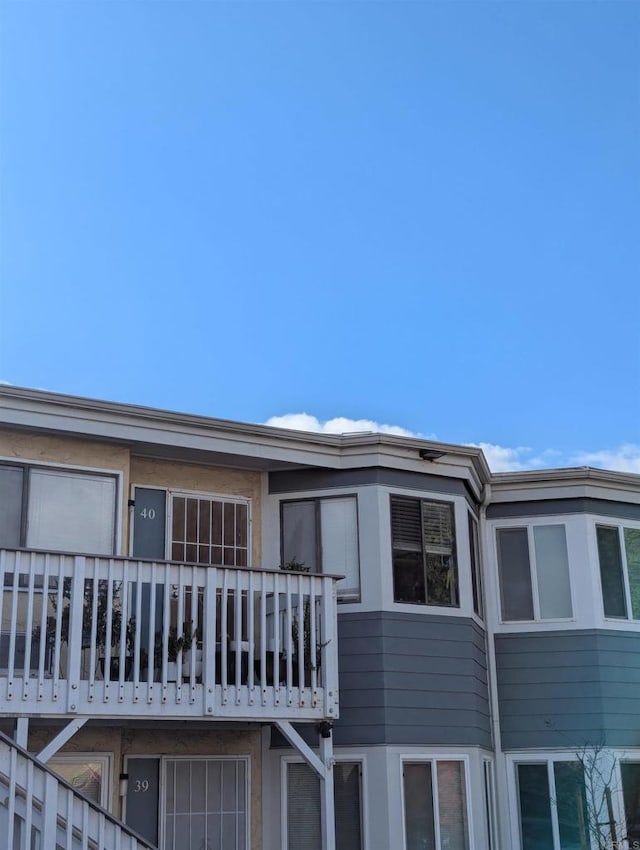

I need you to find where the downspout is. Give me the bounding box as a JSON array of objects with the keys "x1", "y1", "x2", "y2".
[{"x1": 481, "y1": 482, "x2": 511, "y2": 850}]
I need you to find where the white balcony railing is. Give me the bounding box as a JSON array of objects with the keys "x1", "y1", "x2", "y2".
[
  {"x1": 0, "y1": 549, "x2": 339, "y2": 722},
  {"x1": 0, "y1": 731, "x2": 155, "y2": 850}
]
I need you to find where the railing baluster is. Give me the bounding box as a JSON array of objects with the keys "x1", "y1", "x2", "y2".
[
  {"x1": 52, "y1": 555, "x2": 65, "y2": 703},
  {"x1": 204, "y1": 567, "x2": 217, "y2": 716},
  {"x1": 147, "y1": 563, "x2": 157, "y2": 704},
  {"x1": 67, "y1": 556, "x2": 85, "y2": 713},
  {"x1": 118, "y1": 559, "x2": 129, "y2": 701},
  {"x1": 37, "y1": 552, "x2": 50, "y2": 702},
  {"x1": 161, "y1": 564, "x2": 170, "y2": 702},
  {"x1": 234, "y1": 568, "x2": 242, "y2": 698},
  {"x1": 22, "y1": 552, "x2": 36, "y2": 697},
  {"x1": 221, "y1": 571, "x2": 229, "y2": 699},
  {"x1": 7, "y1": 551, "x2": 20, "y2": 700},
  {"x1": 247, "y1": 569, "x2": 254, "y2": 700},
  {"x1": 260, "y1": 571, "x2": 267, "y2": 704},
  {"x1": 133, "y1": 561, "x2": 143, "y2": 699}
]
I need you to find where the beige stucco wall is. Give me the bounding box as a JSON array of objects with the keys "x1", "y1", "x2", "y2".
[
  {"x1": 0, "y1": 429, "x2": 131, "y2": 555},
  {"x1": 130, "y1": 457, "x2": 263, "y2": 566},
  {"x1": 25, "y1": 723, "x2": 263, "y2": 850}
]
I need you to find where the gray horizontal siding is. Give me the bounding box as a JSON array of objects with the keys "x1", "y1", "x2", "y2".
[
  {"x1": 269, "y1": 467, "x2": 476, "y2": 502},
  {"x1": 487, "y1": 497, "x2": 640, "y2": 520},
  {"x1": 495, "y1": 630, "x2": 640, "y2": 749},
  {"x1": 335, "y1": 611, "x2": 491, "y2": 748}
]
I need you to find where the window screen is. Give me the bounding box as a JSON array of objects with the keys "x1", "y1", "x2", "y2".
[
  {"x1": 27, "y1": 469, "x2": 116, "y2": 555},
  {"x1": 533, "y1": 525, "x2": 572, "y2": 619},
  {"x1": 286, "y1": 761, "x2": 362, "y2": 850},
  {"x1": 596, "y1": 525, "x2": 627, "y2": 618}
]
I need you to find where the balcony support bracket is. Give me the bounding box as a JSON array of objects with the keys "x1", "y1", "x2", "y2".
[{"x1": 37, "y1": 717, "x2": 88, "y2": 763}]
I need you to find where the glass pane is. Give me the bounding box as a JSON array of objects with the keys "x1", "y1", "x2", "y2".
[
  {"x1": 497, "y1": 529, "x2": 534, "y2": 620},
  {"x1": 437, "y1": 761, "x2": 469, "y2": 850},
  {"x1": 186, "y1": 499, "x2": 198, "y2": 544},
  {"x1": 469, "y1": 514, "x2": 483, "y2": 618},
  {"x1": 624, "y1": 529, "x2": 640, "y2": 619},
  {"x1": 320, "y1": 498, "x2": 359, "y2": 597},
  {"x1": 621, "y1": 762, "x2": 640, "y2": 843},
  {"x1": 425, "y1": 552, "x2": 458, "y2": 607},
  {"x1": 287, "y1": 762, "x2": 321, "y2": 850},
  {"x1": 223, "y1": 503, "x2": 235, "y2": 547},
  {"x1": 282, "y1": 501, "x2": 318, "y2": 572},
  {"x1": 596, "y1": 526, "x2": 627, "y2": 618},
  {"x1": 334, "y1": 762, "x2": 362, "y2": 850},
  {"x1": 199, "y1": 501, "x2": 211, "y2": 546},
  {"x1": 172, "y1": 497, "x2": 185, "y2": 544},
  {"x1": 533, "y1": 525, "x2": 573, "y2": 619},
  {"x1": 191, "y1": 760, "x2": 206, "y2": 813},
  {"x1": 553, "y1": 762, "x2": 589, "y2": 850},
  {"x1": 393, "y1": 550, "x2": 426, "y2": 604},
  {"x1": 49, "y1": 760, "x2": 103, "y2": 805},
  {"x1": 236, "y1": 503, "x2": 248, "y2": 548},
  {"x1": 0, "y1": 465, "x2": 23, "y2": 548},
  {"x1": 517, "y1": 764, "x2": 553, "y2": 850},
  {"x1": 211, "y1": 501, "x2": 223, "y2": 546},
  {"x1": 27, "y1": 469, "x2": 116, "y2": 555},
  {"x1": 403, "y1": 763, "x2": 435, "y2": 850}
]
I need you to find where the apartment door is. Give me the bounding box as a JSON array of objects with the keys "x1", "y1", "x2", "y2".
[{"x1": 162, "y1": 757, "x2": 248, "y2": 850}]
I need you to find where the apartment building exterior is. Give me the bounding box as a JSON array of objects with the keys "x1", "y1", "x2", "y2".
[{"x1": 0, "y1": 385, "x2": 638, "y2": 850}]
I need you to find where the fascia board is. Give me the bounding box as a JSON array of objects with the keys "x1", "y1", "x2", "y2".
[{"x1": 0, "y1": 387, "x2": 490, "y2": 484}]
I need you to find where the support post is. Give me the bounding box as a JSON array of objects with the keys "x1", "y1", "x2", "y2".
[
  {"x1": 37, "y1": 718, "x2": 87, "y2": 763},
  {"x1": 319, "y1": 729, "x2": 335, "y2": 850},
  {"x1": 15, "y1": 717, "x2": 29, "y2": 749}
]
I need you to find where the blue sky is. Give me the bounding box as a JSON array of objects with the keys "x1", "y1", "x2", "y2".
[{"x1": 1, "y1": 1, "x2": 638, "y2": 472}]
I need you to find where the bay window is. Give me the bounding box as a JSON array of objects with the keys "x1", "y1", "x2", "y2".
[
  {"x1": 391, "y1": 496, "x2": 458, "y2": 606},
  {"x1": 281, "y1": 496, "x2": 360, "y2": 600},
  {"x1": 496, "y1": 524, "x2": 572, "y2": 622}
]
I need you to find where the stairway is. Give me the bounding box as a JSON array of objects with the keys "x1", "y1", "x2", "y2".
[{"x1": 0, "y1": 731, "x2": 155, "y2": 850}]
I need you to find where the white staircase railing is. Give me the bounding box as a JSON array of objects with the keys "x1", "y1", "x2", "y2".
[
  {"x1": 0, "y1": 731, "x2": 156, "y2": 850},
  {"x1": 0, "y1": 549, "x2": 340, "y2": 722}
]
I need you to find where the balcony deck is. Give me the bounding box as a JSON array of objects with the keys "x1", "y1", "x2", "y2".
[{"x1": 0, "y1": 549, "x2": 339, "y2": 723}]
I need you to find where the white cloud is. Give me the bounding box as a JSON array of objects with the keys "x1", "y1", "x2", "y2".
[
  {"x1": 572, "y1": 444, "x2": 640, "y2": 474},
  {"x1": 263, "y1": 413, "x2": 419, "y2": 438},
  {"x1": 263, "y1": 414, "x2": 640, "y2": 477}
]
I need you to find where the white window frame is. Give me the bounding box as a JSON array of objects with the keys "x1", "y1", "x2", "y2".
[
  {"x1": 48, "y1": 752, "x2": 112, "y2": 809},
  {"x1": 594, "y1": 518, "x2": 640, "y2": 623},
  {"x1": 280, "y1": 494, "x2": 361, "y2": 601},
  {"x1": 495, "y1": 521, "x2": 575, "y2": 624},
  {"x1": 482, "y1": 757, "x2": 498, "y2": 850},
  {"x1": 469, "y1": 511, "x2": 484, "y2": 623},
  {"x1": 280, "y1": 754, "x2": 367, "y2": 850},
  {"x1": 159, "y1": 754, "x2": 251, "y2": 850},
  {"x1": 505, "y1": 750, "x2": 636, "y2": 850},
  {"x1": 399, "y1": 753, "x2": 474, "y2": 850},
  {"x1": 0, "y1": 455, "x2": 123, "y2": 555}
]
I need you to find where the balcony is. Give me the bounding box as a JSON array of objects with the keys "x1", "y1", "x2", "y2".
[{"x1": 0, "y1": 549, "x2": 339, "y2": 723}]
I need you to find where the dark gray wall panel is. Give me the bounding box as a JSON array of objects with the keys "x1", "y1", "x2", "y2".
[
  {"x1": 487, "y1": 497, "x2": 640, "y2": 521},
  {"x1": 495, "y1": 630, "x2": 640, "y2": 749},
  {"x1": 269, "y1": 467, "x2": 474, "y2": 501},
  {"x1": 333, "y1": 612, "x2": 491, "y2": 748}
]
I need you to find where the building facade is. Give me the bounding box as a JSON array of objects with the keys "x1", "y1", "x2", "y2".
[{"x1": 0, "y1": 385, "x2": 639, "y2": 850}]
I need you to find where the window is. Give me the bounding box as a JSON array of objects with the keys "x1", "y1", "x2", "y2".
[
  {"x1": 49, "y1": 754, "x2": 110, "y2": 807},
  {"x1": 621, "y1": 762, "x2": 640, "y2": 843},
  {"x1": 171, "y1": 494, "x2": 249, "y2": 566},
  {"x1": 391, "y1": 496, "x2": 458, "y2": 606},
  {"x1": 285, "y1": 761, "x2": 363, "y2": 850},
  {"x1": 496, "y1": 525, "x2": 572, "y2": 621},
  {"x1": 163, "y1": 758, "x2": 248, "y2": 850},
  {"x1": 281, "y1": 497, "x2": 360, "y2": 600},
  {"x1": 0, "y1": 463, "x2": 117, "y2": 555},
  {"x1": 403, "y1": 759, "x2": 470, "y2": 850},
  {"x1": 596, "y1": 524, "x2": 640, "y2": 620},
  {"x1": 515, "y1": 760, "x2": 589, "y2": 850},
  {"x1": 469, "y1": 513, "x2": 484, "y2": 619}
]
